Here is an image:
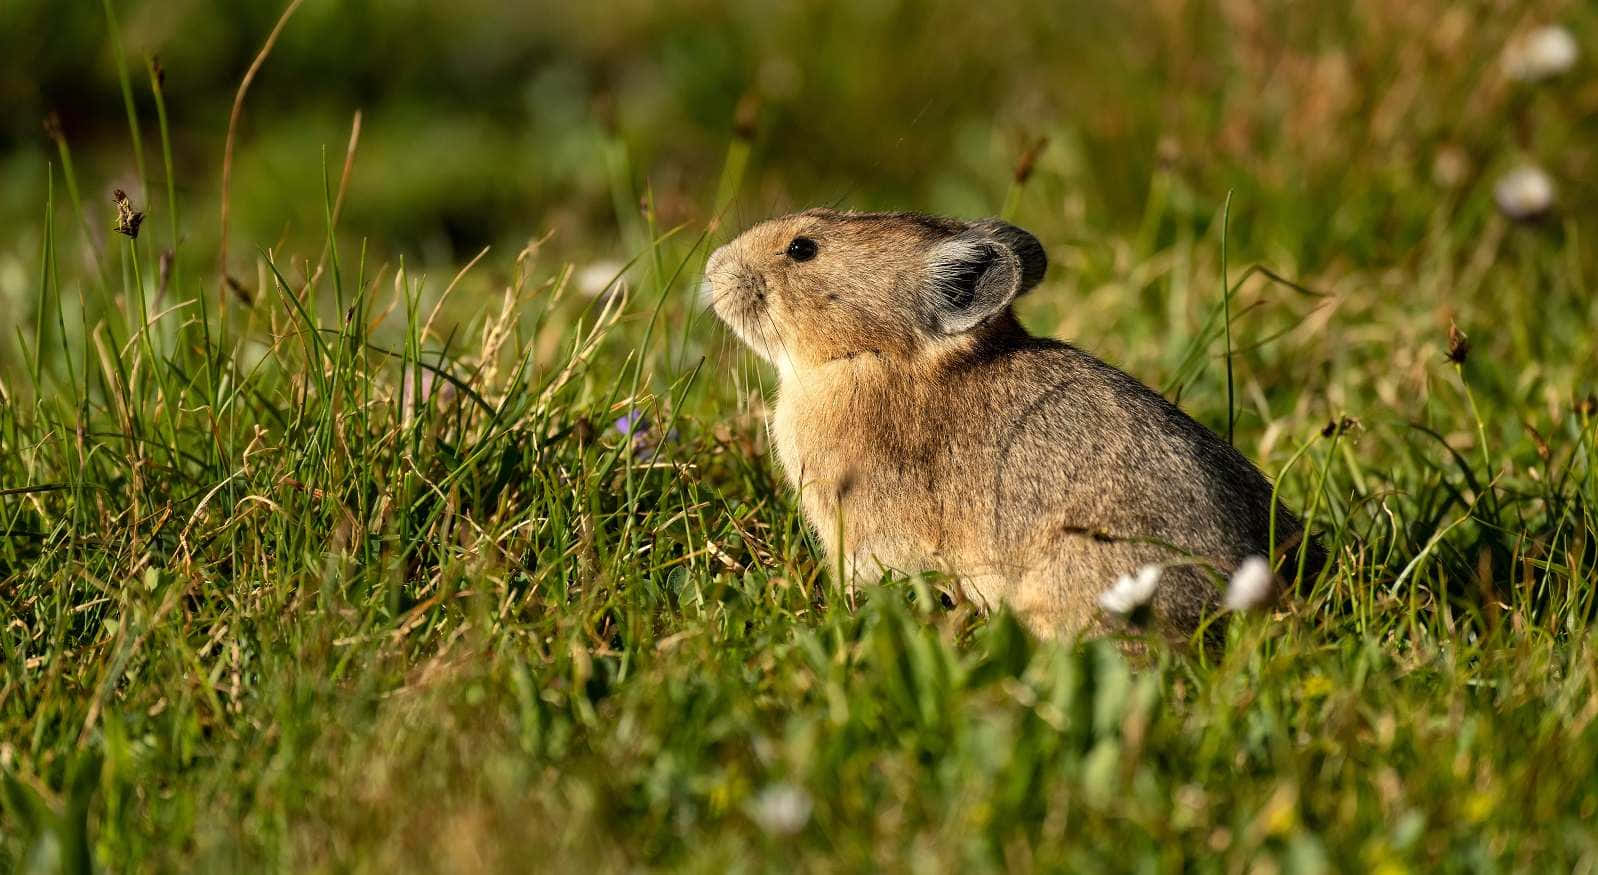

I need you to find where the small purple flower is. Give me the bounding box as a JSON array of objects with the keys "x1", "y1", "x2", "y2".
[
  {"x1": 613, "y1": 410, "x2": 676, "y2": 460},
  {"x1": 613, "y1": 410, "x2": 648, "y2": 439}
]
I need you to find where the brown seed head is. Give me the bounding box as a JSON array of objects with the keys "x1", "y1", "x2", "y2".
[
  {"x1": 1013, "y1": 136, "x2": 1048, "y2": 185},
  {"x1": 112, "y1": 189, "x2": 144, "y2": 239},
  {"x1": 1445, "y1": 321, "x2": 1469, "y2": 365},
  {"x1": 1523, "y1": 421, "x2": 1551, "y2": 462},
  {"x1": 224, "y1": 274, "x2": 253, "y2": 304},
  {"x1": 733, "y1": 93, "x2": 760, "y2": 142},
  {"x1": 1321, "y1": 416, "x2": 1359, "y2": 439}
]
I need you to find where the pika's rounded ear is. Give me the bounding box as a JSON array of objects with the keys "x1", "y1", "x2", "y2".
[
  {"x1": 971, "y1": 219, "x2": 1047, "y2": 292},
  {"x1": 924, "y1": 233, "x2": 1023, "y2": 335}
]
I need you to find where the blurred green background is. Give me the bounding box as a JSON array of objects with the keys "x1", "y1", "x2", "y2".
[{"x1": 3, "y1": 0, "x2": 1592, "y2": 286}]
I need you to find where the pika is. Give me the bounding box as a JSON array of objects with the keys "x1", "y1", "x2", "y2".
[{"x1": 705, "y1": 209, "x2": 1322, "y2": 640}]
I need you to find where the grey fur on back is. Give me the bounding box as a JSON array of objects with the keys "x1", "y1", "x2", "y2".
[{"x1": 968, "y1": 320, "x2": 1320, "y2": 635}]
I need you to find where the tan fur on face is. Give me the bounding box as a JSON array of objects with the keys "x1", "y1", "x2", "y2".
[
  {"x1": 705, "y1": 209, "x2": 971, "y2": 370},
  {"x1": 707, "y1": 209, "x2": 1323, "y2": 643}
]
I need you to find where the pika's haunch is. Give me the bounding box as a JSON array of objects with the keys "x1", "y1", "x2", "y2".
[{"x1": 705, "y1": 209, "x2": 1323, "y2": 640}]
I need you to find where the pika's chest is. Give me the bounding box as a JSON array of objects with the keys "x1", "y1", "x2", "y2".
[
  {"x1": 770, "y1": 386, "x2": 984, "y2": 578},
  {"x1": 770, "y1": 389, "x2": 949, "y2": 513}
]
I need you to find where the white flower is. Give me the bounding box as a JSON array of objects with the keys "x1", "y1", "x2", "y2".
[
  {"x1": 1098, "y1": 565, "x2": 1162, "y2": 618},
  {"x1": 1223, "y1": 555, "x2": 1276, "y2": 613},
  {"x1": 1494, "y1": 165, "x2": 1556, "y2": 221},
  {"x1": 748, "y1": 782, "x2": 812, "y2": 836},
  {"x1": 574, "y1": 260, "x2": 625, "y2": 299},
  {"x1": 1503, "y1": 25, "x2": 1579, "y2": 82}
]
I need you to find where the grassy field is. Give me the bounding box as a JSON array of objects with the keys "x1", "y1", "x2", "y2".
[{"x1": 3, "y1": 1, "x2": 1598, "y2": 871}]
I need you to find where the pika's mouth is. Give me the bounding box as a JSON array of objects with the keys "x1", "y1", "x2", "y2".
[
  {"x1": 704, "y1": 251, "x2": 774, "y2": 359},
  {"x1": 708, "y1": 276, "x2": 770, "y2": 354}
]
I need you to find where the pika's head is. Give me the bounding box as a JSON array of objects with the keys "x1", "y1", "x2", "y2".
[{"x1": 705, "y1": 209, "x2": 1046, "y2": 373}]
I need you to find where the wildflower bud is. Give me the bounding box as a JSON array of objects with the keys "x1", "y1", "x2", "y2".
[
  {"x1": 1502, "y1": 25, "x2": 1579, "y2": 83},
  {"x1": 1494, "y1": 165, "x2": 1556, "y2": 222},
  {"x1": 1446, "y1": 322, "x2": 1470, "y2": 366},
  {"x1": 748, "y1": 783, "x2": 812, "y2": 836},
  {"x1": 1223, "y1": 556, "x2": 1276, "y2": 612},
  {"x1": 1098, "y1": 564, "x2": 1162, "y2": 622}
]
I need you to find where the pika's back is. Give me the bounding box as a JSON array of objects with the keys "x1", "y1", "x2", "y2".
[{"x1": 956, "y1": 335, "x2": 1290, "y2": 566}]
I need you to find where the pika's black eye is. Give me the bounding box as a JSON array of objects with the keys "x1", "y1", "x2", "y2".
[{"x1": 786, "y1": 237, "x2": 818, "y2": 262}]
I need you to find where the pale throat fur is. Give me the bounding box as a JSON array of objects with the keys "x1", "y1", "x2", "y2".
[{"x1": 769, "y1": 337, "x2": 990, "y2": 587}]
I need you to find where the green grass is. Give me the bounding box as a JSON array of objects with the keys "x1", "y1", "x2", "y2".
[{"x1": 4, "y1": 4, "x2": 1598, "y2": 872}]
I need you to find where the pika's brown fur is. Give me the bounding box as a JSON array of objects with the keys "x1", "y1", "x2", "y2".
[{"x1": 706, "y1": 209, "x2": 1323, "y2": 641}]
